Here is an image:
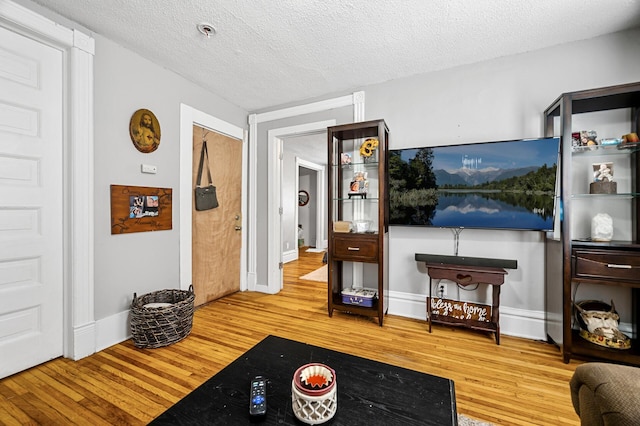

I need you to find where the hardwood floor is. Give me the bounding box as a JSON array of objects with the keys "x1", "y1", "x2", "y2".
[{"x1": 0, "y1": 248, "x2": 582, "y2": 425}]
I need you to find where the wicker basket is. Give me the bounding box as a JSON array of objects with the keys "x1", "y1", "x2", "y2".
[{"x1": 130, "y1": 286, "x2": 195, "y2": 349}]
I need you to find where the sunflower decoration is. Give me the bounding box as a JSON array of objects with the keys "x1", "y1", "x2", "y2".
[{"x1": 359, "y1": 138, "x2": 379, "y2": 158}]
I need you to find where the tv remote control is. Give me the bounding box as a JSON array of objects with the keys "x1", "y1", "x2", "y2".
[{"x1": 249, "y1": 376, "x2": 267, "y2": 417}]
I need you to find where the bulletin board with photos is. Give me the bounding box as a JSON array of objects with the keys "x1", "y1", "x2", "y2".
[{"x1": 110, "y1": 184, "x2": 172, "y2": 234}]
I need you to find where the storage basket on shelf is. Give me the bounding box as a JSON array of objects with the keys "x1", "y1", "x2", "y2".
[{"x1": 130, "y1": 285, "x2": 195, "y2": 349}]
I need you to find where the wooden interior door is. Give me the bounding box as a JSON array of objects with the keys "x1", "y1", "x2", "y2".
[{"x1": 192, "y1": 125, "x2": 242, "y2": 306}]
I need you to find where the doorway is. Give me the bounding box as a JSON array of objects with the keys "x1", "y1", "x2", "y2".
[
  {"x1": 281, "y1": 135, "x2": 327, "y2": 264},
  {"x1": 191, "y1": 125, "x2": 243, "y2": 306},
  {"x1": 297, "y1": 166, "x2": 318, "y2": 249},
  {"x1": 179, "y1": 105, "x2": 247, "y2": 298},
  {"x1": 297, "y1": 157, "x2": 326, "y2": 253},
  {"x1": 267, "y1": 121, "x2": 335, "y2": 291},
  {"x1": 250, "y1": 90, "x2": 365, "y2": 294}
]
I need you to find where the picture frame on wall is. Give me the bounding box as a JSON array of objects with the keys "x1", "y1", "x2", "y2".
[
  {"x1": 129, "y1": 108, "x2": 161, "y2": 153},
  {"x1": 110, "y1": 185, "x2": 172, "y2": 234}
]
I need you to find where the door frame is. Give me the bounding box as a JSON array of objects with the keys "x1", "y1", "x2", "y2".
[
  {"x1": 278, "y1": 133, "x2": 329, "y2": 266},
  {"x1": 248, "y1": 91, "x2": 365, "y2": 294},
  {"x1": 179, "y1": 104, "x2": 247, "y2": 292},
  {"x1": 296, "y1": 157, "x2": 326, "y2": 251},
  {"x1": 267, "y1": 122, "x2": 334, "y2": 293},
  {"x1": 0, "y1": 0, "x2": 96, "y2": 360}
]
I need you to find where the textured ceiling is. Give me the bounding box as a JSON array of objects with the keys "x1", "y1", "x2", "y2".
[{"x1": 29, "y1": 0, "x2": 640, "y2": 112}]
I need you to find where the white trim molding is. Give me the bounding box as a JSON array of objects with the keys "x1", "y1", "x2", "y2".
[
  {"x1": 247, "y1": 114, "x2": 258, "y2": 290},
  {"x1": 283, "y1": 249, "x2": 298, "y2": 264},
  {"x1": 68, "y1": 28, "x2": 96, "y2": 360},
  {"x1": 387, "y1": 290, "x2": 547, "y2": 341},
  {"x1": 254, "y1": 92, "x2": 365, "y2": 124}
]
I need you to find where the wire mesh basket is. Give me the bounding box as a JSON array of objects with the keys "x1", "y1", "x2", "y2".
[{"x1": 130, "y1": 285, "x2": 195, "y2": 349}]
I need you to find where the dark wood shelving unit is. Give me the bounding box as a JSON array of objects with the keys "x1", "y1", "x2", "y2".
[
  {"x1": 327, "y1": 120, "x2": 389, "y2": 326},
  {"x1": 544, "y1": 81, "x2": 640, "y2": 366}
]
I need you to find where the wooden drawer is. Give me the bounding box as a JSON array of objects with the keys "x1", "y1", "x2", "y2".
[
  {"x1": 426, "y1": 264, "x2": 507, "y2": 286},
  {"x1": 332, "y1": 235, "x2": 378, "y2": 262},
  {"x1": 573, "y1": 249, "x2": 640, "y2": 283}
]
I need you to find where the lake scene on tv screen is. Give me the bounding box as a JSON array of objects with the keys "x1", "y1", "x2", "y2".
[{"x1": 389, "y1": 138, "x2": 560, "y2": 230}]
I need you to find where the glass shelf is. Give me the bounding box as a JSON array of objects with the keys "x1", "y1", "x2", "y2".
[
  {"x1": 572, "y1": 193, "x2": 638, "y2": 199},
  {"x1": 333, "y1": 197, "x2": 380, "y2": 202},
  {"x1": 337, "y1": 161, "x2": 380, "y2": 169},
  {"x1": 571, "y1": 144, "x2": 640, "y2": 156},
  {"x1": 572, "y1": 238, "x2": 638, "y2": 245}
]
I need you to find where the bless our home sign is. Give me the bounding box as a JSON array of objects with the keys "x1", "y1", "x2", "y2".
[{"x1": 429, "y1": 297, "x2": 491, "y2": 322}]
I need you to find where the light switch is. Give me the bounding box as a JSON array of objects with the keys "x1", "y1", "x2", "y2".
[{"x1": 141, "y1": 164, "x2": 157, "y2": 174}]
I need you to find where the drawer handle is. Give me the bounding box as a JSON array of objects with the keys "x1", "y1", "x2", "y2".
[
  {"x1": 347, "y1": 247, "x2": 360, "y2": 251},
  {"x1": 607, "y1": 264, "x2": 632, "y2": 269}
]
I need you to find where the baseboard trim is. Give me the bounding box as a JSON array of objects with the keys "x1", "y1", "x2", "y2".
[
  {"x1": 93, "y1": 290, "x2": 557, "y2": 353},
  {"x1": 283, "y1": 249, "x2": 297, "y2": 264},
  {"x1": 95, "y1": 310, "x2": 130, "y2": 352},
  {"x1": 70, "y1": 321, "x2": 97, "y2": 360},
  {"x1": 387, "y1": 290, "x2": 547, "y2": 341}
]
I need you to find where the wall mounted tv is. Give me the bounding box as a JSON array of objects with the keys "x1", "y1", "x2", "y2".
[{"x1": 389, "y1": 137, "x2": 560, "y2": 231}]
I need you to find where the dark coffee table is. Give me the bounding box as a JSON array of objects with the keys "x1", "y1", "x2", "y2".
[{"x1": 150, "y1": 335, "x2": 457, "y2": 425}]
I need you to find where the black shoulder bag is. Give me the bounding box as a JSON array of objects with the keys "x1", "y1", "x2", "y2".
[{"x1": 194, "y1": 141, "x2": 219, "y2": 211}]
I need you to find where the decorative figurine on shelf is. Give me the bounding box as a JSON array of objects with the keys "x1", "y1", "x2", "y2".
[
  {"x1": 590, "y1": 162, "x2": 617, "y2": 194},
  {"x1": 575, "y1": 300, "x2": 631, "y2": 350},
  {"x1": 591, "y1": 213, "x2": 613, "y2": 241},
  {"x1": 348, "y1": 171, "x2": 368, "y2": 199},
  {"x1": 359, "y1": 138, "x2": 379, "y2": 161},
  {"x1": 593, "y1": 162, "x2": 614, "y2": 182},
  {"x1": 621, "y1": 132, "x2": 639, "y2": 148}
]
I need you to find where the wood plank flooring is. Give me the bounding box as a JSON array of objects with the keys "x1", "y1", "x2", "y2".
[{"x1": 0, "y1": 248, "x2": 582, "y2": 425}]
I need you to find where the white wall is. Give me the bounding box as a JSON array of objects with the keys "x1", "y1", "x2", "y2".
[
  {"x1": 13, "y1": 0, "x2": 248, "y2": 351},
  {"x1": 92, "y1": 27, "x2": 640, "y2": 341},
  {"x1": 363, "y1": 29, "x2": 640, "y2": 338},
  {"x1": 92, "y1": 35, "x2": 247, "y2": 324},
  {"x1": 254, "y1": 28, "x2": 640, "y2": 340}
]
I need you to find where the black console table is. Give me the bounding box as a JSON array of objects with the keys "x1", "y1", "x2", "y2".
[{"x1": 415, "y1": 254, "x2": 517, "y2": 345}]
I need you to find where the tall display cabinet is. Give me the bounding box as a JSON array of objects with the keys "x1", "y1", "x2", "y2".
[
  {"x1": 544, "y1": 82, "x2": 640, "y2": 365},
  {"x1": 327, "y1": 120, "x2": 389, "y2": 326}
]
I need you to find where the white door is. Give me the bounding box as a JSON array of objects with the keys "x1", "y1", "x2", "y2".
[{"x1": 0, "y1": 26, "x2": 64, "y2": 378}]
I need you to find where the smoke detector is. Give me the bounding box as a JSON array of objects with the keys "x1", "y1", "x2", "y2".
[{"x1": 197, "y1": 23, "x2": 216, "y2": 38}]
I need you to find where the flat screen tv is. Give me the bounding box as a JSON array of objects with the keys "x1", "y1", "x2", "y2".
[{"x1": 388, "y1": 137, "x2": 560, "y2": 231}]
